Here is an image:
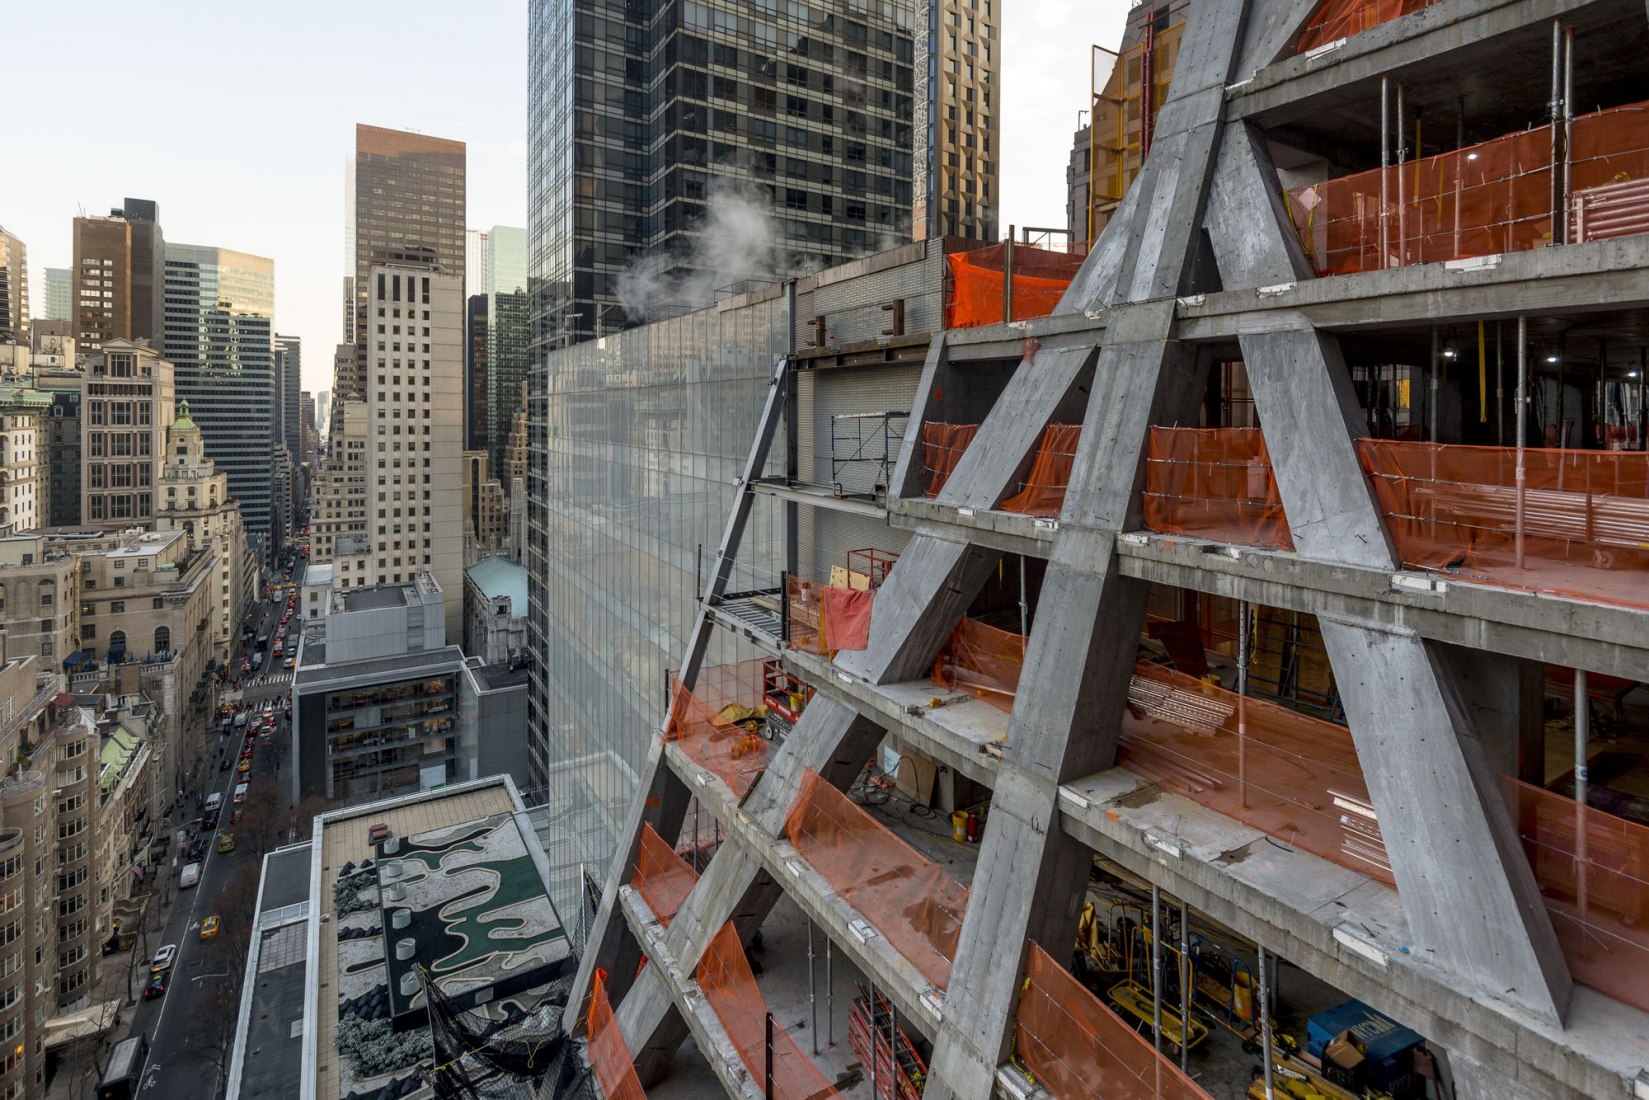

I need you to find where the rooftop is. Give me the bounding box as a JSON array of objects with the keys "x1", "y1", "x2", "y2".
[
  {"x1": 464, "y1": 556, "x2": 528, "y2": 615},
  {"x1": 338, "y1": 584, "x2": 414, "y2": 612},
  {"x1": 469, "y1": 660, "x2": 530, "y2": 692},
  {"x1": 295, "y1": 643, "x2": 462, "y2": 683},
  {"x1": 230, "y1": 842, "x2": 314, "y2": 1100}
]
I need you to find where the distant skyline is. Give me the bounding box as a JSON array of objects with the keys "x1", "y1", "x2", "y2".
[{"x1": 4, "y1": 0, "x2": 1123, "y2": 392}]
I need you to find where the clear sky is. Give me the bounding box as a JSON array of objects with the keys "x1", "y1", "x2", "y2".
[{"x1": 4, "y1": 0, "x2": 1125, "y2": 394}]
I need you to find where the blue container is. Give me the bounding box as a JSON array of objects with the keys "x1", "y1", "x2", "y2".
[{"x1": 1307, "y1": 1000, "x2": 1424, "y2": 1097}]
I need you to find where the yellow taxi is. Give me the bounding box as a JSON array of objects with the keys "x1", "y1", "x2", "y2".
[{"x1": 199, "y1": 916, "x2": 220, "y2": 941}]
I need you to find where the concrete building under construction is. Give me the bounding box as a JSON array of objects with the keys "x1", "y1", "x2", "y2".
[{"x1": 531, "y1": 2, "x2": 1649, "y2": 1098}]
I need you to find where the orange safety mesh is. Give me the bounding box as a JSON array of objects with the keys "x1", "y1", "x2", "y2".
[
  {"x1": 587, "y1": 970, "x2": 647, "y2": 1100},
  {"x1": 784, "y1": 769, "x2": 970, "y2": 990},
  {"x1": 1503, "y1": 777, "x2": 1649, "y2": 1015},
  {"x1": 1143, "y1": 428, "x2": 1296, "y2": 550},
  {"x1": 945, "y1": 243, "x2": 1086, "y2": 329},
  {"x1": 665, "y1": 660, "x2": 771, "y2": 801},
  {"x1": 631, "y1": 822, "x2": 698, "y2": 927},
  {"x1": 1358, "y1": 439, "x2": 1649, "y2": 610},
  {"x1": 1014, "y1": 942, "x2": 1213, "y2": 1100},
  {"x1": 921, "y1": 422, "x2": 980, "y2": 498},
  {"x1": 696, "y1": 923, "x2": 840, "y2": 1099},
  {"x1": 931, "y1": 617, "x2": 1026, "y2": 711},
  {"x1": 1119, "y1": 662, "x2": 1392, "y2": 886},
  {"x1": 1001, "y1": 424, "x2": 1083, "y2": 516},
  {"x1": 1287, "y1": 99, "x2": 1649, "y2": 276},
  {"x1": 1294, "y1": 0, "x2": 1440, "y2": 54},
  {"x1": 786, "y1": 575, "x2": 827, "y2": 655}
]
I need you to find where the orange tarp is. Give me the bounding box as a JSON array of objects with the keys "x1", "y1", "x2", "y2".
[
  {"x1": 1144, "y1": 428, "x2": 1295, "y2": 550},
  {"x1": 631, "y1": 823, "x2": 698, "y2": 927},
  {"x1": 823, "y1": 586, "x2": 875, "y2": 651},
  {"x1": 1287, "y1": 98, "x2": 1649, "y2": 276},
  {"x1": 1295, "y1": 0, "x2": 1439, "y2": 54},
  {"x1": 1015, "y1": 943, "x2": 1213, "y2": 1100},
  {"x1": 1001, "y1": 423, "x2": 1082, "y2": 516},
  {"x1": 665, "y1": 662, "x2": 771, "y2": 800},
  {"x1": 931, "y1": 617, "x2": 1026, "y2": 710},
  {"x1": 1503, "y1": 777, "x2": 1649, "y2": 1015},
  {"x1": 1358, "y1": 439, "x2": 1649, "y2": 610},
  {"x1": 587, "y1": 970, "x2": 647, "y2": 1100},
  {"x1": 697, "y1": 923, "x2": 839, "y2": 1098},
  {"x1": 921, "y1": 422, "x2": 980, "y2": 497},
  {"x1": 784, "y1": 769, "x2": 969, "y2": 990},
  {"x1": 945, "y1": 243, "x2": 1083, "y2": 329}
]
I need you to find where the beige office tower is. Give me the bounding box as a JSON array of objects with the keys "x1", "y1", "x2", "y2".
[
  {"x1": 913, "y1": 0, "x2": 1001, "y2": 241},
  {"x1": 0, "y1": 227, "x2": 27, "y2": 342},
  {"x1": 80, "y1": 340, "x2": 175, "y2": 528},
  {"x1": 363, "y1": 266, "x2": 464, "y2": 639}
]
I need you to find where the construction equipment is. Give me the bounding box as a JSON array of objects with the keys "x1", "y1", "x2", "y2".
[
  {"x1": 849, "y1": 986, "x2": 927, "y2": 1100},
  {"x1": 759, "y1": 659, "x2": 811, "y2": 745}
]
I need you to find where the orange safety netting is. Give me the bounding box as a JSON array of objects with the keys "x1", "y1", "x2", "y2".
[
  {"x1": 784, "y1": 769, "x2": 970, "y2": 990},
  {"x1": 1015, "y1": 942, "x2": 1213, "y2": 1100},
  {"x1": 1118, "y1": 662, "x2": 1393, "y2": 886},
  {"x1": 587, "y1": 970, "x2": 647, "y2": 1100},
  {"x1": 665, "y1": 660, "x2": 772, "y2": 801},
  {"x1": 945, "y1": 243, "x2": 1085, "y2": 329},
  {"x1": 1295, "y1": 0, "x2": 1440, "y2": 54},
  {"x1": 1001, "y1": 424, "x2": 1083, "y2": 516},
  {"x1": 696, "y1": 922, "x2": 840, "y2": 1099},
  {"x1": 932, "y1": 617, "x2": 1026, "y2": 711},
  {"x1": 1358, "y1": 439, "x2": 1649, "y2": 610},
  {"x1": 632, "y1": 822, "x2": 699, "y2": 927},
  {"x1": 1143, "y1": 428, "x2": 1295, "y2": 550},
  {"x1": 1287, "y1": 98, "x2": 1649, "y2": 276},
  {"x1": 921, "y1": 422, "x2": 980, "y2": 498},
  {"x1": 1503, "y1": 777, "x2": 1649, "y2": 1016}
]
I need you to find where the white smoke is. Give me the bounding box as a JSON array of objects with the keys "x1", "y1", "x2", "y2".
[{"x1": 616, "y1": 179, "x2": 783, "y2": 323}]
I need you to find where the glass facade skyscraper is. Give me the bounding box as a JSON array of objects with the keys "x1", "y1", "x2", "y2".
[
  {"x1": 162, "y1": 244, "x2": 276, "y2": 543},
  {"x1": 483, "y1": 225, "x2": 529, "y2": 478},
  {"x1": 527, "y1": 0, "x2": 917, "y2": 350}
]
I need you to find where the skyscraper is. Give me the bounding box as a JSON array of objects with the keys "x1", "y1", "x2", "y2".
[
  {"x1": 483, "y1": 225, "x2": 527, "y2": 478},
  {"x1": 162, "y1": 243, "x2": 277, "y2": 544},
  {"x1": 912, "y1": 0, "x2": 1000, "y2": 241},
  {"x1": 0, "y1": 227, "x2": 28, "y2": 342},
  {"x1": 526, "y1": 0, "x2": 917, "y2": 349},
  {"x1": 41, "y1": 268, "x2": 71, "y2": 322},
  {"x1": 274, "y1": 335, "x2": 302, "y2": 467},
  {"x1": 72, "y1": 199, "x2": 165, "y2": 351}
]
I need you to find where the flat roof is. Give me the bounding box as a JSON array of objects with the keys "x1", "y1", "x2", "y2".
[
  {"x1": 294, "y1": 645, "x2": 462, "y2": 688},
  {"x1": 339, "y1": 585, "x2": 412, "y2": 612},
  {"x1": 258, "y1": 843, "x2": 313, "y2": 913},
  {"x1": 464, "y1": 556, "x2": 528, "y2": 614},
  {"x1": 470, "y1": 661, "x2": 530, "y2": 692}
]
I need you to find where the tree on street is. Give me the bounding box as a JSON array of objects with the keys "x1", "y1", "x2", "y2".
[
  {"x1": 187, "y1": 975, "x2": 241, "y2": 1093},
  {"x1": 233, "y1": 779, "x2": 288, "y2": 857}
]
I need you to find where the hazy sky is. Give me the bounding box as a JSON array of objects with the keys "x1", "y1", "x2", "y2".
[{"x1": 4, "y1": 0, "x2": 1125, "y2": 394}]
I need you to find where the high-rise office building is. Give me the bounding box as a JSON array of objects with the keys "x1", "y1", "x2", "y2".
[
  {"x1": 912, "y1": 0, "x2": 1000, "y2": 241},
  {"x1": 274, "y1": 335, "x2": 302, "y2": 466},
  {"x1": 466, "y1": 293, "x2": 488, "y2": 452},
  {"x1": 342, "y1": 125, "x2": 465, "y2": 401},
  {"x1": 79, "y1": 339, "x2": 175, "y2": 527},
  {"x1": 526, "y1": 0, "x2": 917, "y2": 349},
  {"x1": 0, "y1": 227, "x2": 28, "y2": 342},
  {"x1": 466, "y1": 226, "x2": 489, "y2": 298},
  {"x1": 162, "y1": 243, "x2": 276, "y2": 544},
  {"x1": 41, "y1": 267, "x2": 71, "y2": 322},
  {"x1": 483, "y1": 225, "x2": 527, "y2": 478},
  {"x1": 299, "y1": 390, "x2": 317, "y2": 470},
  {"x1": 72, "y1": 199, "x2": 165, "y2": 351}
]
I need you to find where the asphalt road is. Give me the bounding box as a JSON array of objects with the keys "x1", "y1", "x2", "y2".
[{"x1": 128, "y1": 559, "x2": 305, "y2": 1100}]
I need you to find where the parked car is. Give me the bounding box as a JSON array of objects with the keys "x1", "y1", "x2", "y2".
[
  {"x1": 199, "y1": 916, "x2": 221, "y2": 941},
  {"x1": 143, "y1": 974, "x2": 168, "y2": 1000},
  {"x1": 150, "y1": 944, "x2": 177, "y2": 974}
]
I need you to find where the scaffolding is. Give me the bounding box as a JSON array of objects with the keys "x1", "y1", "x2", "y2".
[{"x1": 830, "y1": 412, "x2": 909, "y2": 498}]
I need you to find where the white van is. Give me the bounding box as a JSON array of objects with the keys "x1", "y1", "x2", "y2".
[
  {"x1": 179, "y1": 863, "x2": 201, "y2": 889},
  {"x1": 232, "y1": 781, "x2": 249, "y2": 805},
  {"x1": 204, "y1": 793, "x2": 223, "y2": 816}
]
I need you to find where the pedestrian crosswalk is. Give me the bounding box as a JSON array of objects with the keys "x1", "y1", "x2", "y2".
[{"x1": 244, "y1": 672, "x2": 293, "y2": 688}]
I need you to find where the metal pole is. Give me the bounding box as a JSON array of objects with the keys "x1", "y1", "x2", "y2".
[
  {"x1": 1150, "y1": 884, "x2": 1164, "y2": 1053},
  {"x1": 1381, "y1": 76, "x2": 1391, "y2": 267},
  {"x1": 1018, "y1": 555, "x2": 1028, "y2": 638},
  {"x1": 1550, "y1": 19, "x2": 1564, "y2": 244},
  {"x1": 1396, "y1": 82, "x2": 1407, "y2": 265},
  {"x1": 1258, "y1": 944, "x2": 1277, "y2": 1100},
  {"x1": 1178, "y1": 898, "x2": 1191, "y2": 1073},
  {"x1": 1516, "y1": 315, "x2": 1528, "y2": 569},
  {"x1": 808, "y1": 919, "x2": 818, "y2": 1055},
  {"x1": 1497, "y1": 321, "x2": 1505, "y2": 446},
  {"x1": 826, "y1": 934, "x2": 834, "y2": 1048},
  {"x1": 1238, "y1": 599, "x2": 1250, "y2": 808},
  {"x1": 888, "y1": 996, "x2": 899, "y2": 1094},
  {"x1": 765, "y1": 1011, "x2": 775, "y2": 1100},
  {"x1": 1003, "y1": 227, "x2": 1016, "y2": 323},
  {"x1": 1640, "y1": 348, "x2": 1647, "y2": 452},
  {"x1": 868, "y1": 979, "x2": 878, "y2": 1096},
  {"x1": 1430, "y1": 326, "x2": 1440, "y2": 442},
  {"x1": 1563, "y1": 25, "x2": 1574, "y2": 246},
  {"x1": 1575, "y1": 667, "x2": 1590, "y2": 954}
]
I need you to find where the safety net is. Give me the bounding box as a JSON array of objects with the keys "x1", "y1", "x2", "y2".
[
  {"x1": 696, "y1": 922, "x2": 840, "y2": 1099},
  {"x1": 631, "y1": 823, "x2": 698, "y2": 928},
  {"x1": 946, "y1": 243, "x2": 1086, "y2": 329},
  {"x1": 920, "y1": 422, "x2": 980, "y2": 498},
  {"x1": 1358, "y1": 439, "x2": 1649, "y2": 610},
  {"x1": 1286, "y1": 98, "x2": 1649, "y2": 276},
  {"x1": 1014, "y1": 942, "x2": 1213, "y2": 1100},
  {"x1": 1143, "y1": 428, "x2": 1296, "y2": 550},
  {"x1": 1118, "y1": 662, "x2": 1392, "y2": 886},
  {"x1": 931, "y1": 617, "x2": 1026, "y2": 711},
  {"x1": 1502, "y1": 777, "x2": 1649, "y2": 1015},
  {"x1": 1001, "y1": 424, "x2": 1083, "y2": 516},
  {"x1": 1295, "y1": 0, "x2": 1441, "y2": 54},
  {"x1": 784, "y1": 769, "x2": 970, "y2": 990},
  {"x1": 586, "y1": 970, "x2": 646, "y2": 1100},
  {"x1": 665, "y1": 660, "x2": 772, "y2": 801}
]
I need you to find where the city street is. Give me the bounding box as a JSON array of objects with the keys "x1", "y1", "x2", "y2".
[{"x1": 123, "y1": 558, "x2": 306, "y2": 1100}]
